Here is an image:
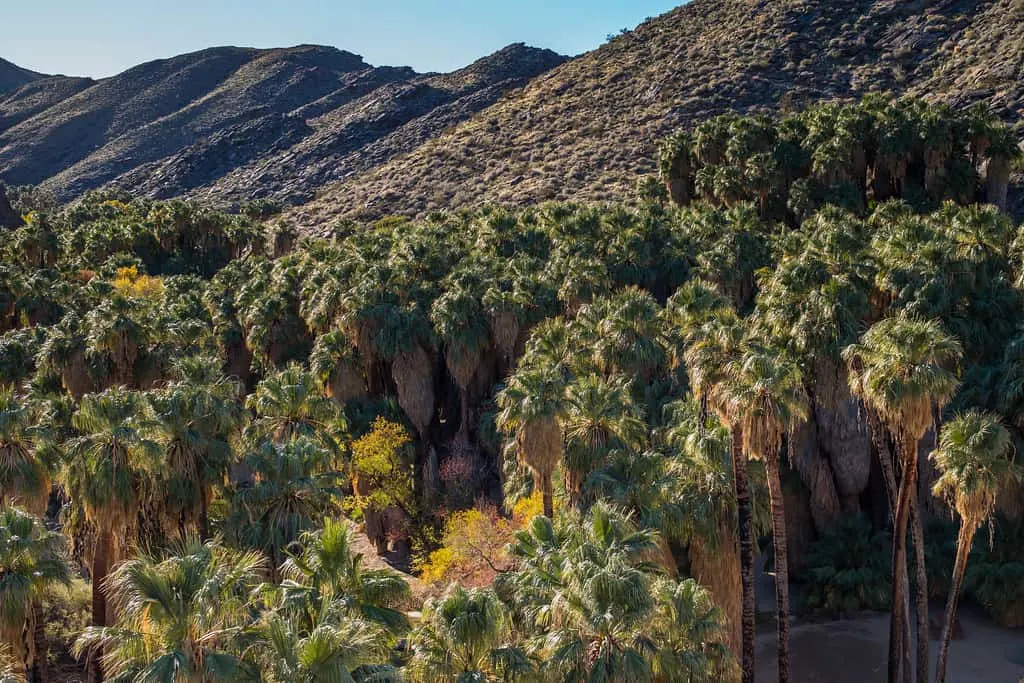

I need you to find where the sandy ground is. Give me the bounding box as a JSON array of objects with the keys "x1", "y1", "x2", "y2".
[
  {"x1": 754, "y1": 558, "x2": 1024, "y2": 682},
  {"x1": 755, "y1": 609, "x2": 1024, "y2": 683}
]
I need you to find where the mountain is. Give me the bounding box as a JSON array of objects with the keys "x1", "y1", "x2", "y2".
[
  {"x1": 0, "y1": 57, "x2": 46, "y2": 94},
  {"x1": 289, "y1": 0, "x2": 1024, "y2": 229},
  {"x1": 2, "y1": 0, "x2": 1022, "y2": 223},
  {"x1": 0, "y1": 44, "x2": 567, "y2": 202}
]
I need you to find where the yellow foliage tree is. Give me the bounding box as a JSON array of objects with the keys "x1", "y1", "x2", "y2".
[
  {"x1": 112, "y1": 266, "x2": 164, "y2": 300},
  {"x1": 419, "y1": 493, "x2": 544, "y2": 587}
]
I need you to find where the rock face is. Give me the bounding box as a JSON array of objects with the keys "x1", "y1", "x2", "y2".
[
  {"x1": 0, "y1": 44, "x2": 567, "y2": 205},
  {"x1": 290, "y1": 0, "x2": 1024, "y2": 229}
]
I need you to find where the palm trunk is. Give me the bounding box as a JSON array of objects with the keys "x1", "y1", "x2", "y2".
[
  {"x1": 934, "y1": 523, "x2": 974, "y2": 683},
  {"x1": 199, "y1": 485, "x2": 211, "y2": 542},
  {"x1": 457, "y1": 389, "x2": 472, "y2": 444},
  {"x1": 766, "y1": 459, "x2": 790, "y2": 683},
  {"x1": 541, "y1": 476, "x2": 554, "y2": 519},
  {"x1": 865, "y1": 406, "x2": 912, "y2": 683},
  {"x1": 909, "y1": 492, "x2": 929, "y2": 683},
  {"x1": 731, "y1": 425, "x2": 756, "y2": 683},
  {"x1": 31, "y1": 600, "x2": 49, "y2": 683},
  {"x1": 91, "y1": 530, "x2": 111, "y2": 627},
  {"x1": 89, "y1": 529, "x2": 112, "y2": 683},
  {"x1": 889, "y1": 438, "x2": 917, "y2": 683}
]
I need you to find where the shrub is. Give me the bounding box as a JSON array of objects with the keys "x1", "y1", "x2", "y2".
[
  {"x1": 967, "y1": 517, "x2": 1024, "y2": 628},
  {"x1": 803, "y1": 515, "x2": 892, "y2": 615},
  {"x1": 923, "y1": 515, "x2": 958, "y2": 600}
]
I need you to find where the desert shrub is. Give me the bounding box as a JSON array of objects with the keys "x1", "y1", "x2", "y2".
[
  {"x1": 803, "y1": 515, "x2": 892, "y2": 615},
  {"x1": 39, "y1": 579, "x2": 90, "y2": 668}
]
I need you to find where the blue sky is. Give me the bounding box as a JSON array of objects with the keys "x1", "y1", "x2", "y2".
[{"x1": 5, "y1": 1, "x2": 681, "y2": 78}]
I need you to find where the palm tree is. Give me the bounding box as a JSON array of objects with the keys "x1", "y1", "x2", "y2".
[
  {"x1": 661, "y1": 400, "x2": 744, "y2": 657},
  {"x1": 36, "y1": 314, "x2": 97, "y2": 400},
  {"x1": 278, "y1": 519, "x2": 410, "y2": 634},
  {"x1": 0, "y1": 389, "x2": 50, "y2": 515},
  {"x1": 496, "y1": 364, "x2": 566, "y2": 518},
  {"x1": 244, "y1": 363, "x2": 346, "y2": 455},
  {"x1": 659, "y1": 131, "x2": 694, "y2": 206},
  {"x1": 431, "y1": 287, "x2": 490, "y2": 442},
  {"x1": 503, "y1": 504, "x2": 659, "y2": 681},
  {"x1": 226, "y1": 438, "x2": 343, "y2": 575},
  {"x1": 242, "y1": 608, "x2": 397, "y2": 683},
  {"x1": 409, "y1": 583, "x2": 531, "y2": 683},
  {"x1": 0, "y1": 507, "x2": 71, "y2": 682},
  {"x1": 650, "y1": 578, "x2": 737, "y2": 683},
  {"x1": 74, "y1": 538, "x2": 266, "y2": 682},
  {"x1": 308, "y1": 330, "x2": 366, "y2": 406},
  {"x1": 681, "y1": 311, "x2": 757, "y2": 683},
  {"x1": 593, "y1": 287, "x2": 666, "y2": 383},
  {"x1": 148, "y1": 367, "x2": 243, "y2": 540},
  {"x1": 62, "y1": 389, "x2": 160, "y2": 629},
  {"x1": 562, "y1": 374, "x2": 646, "y2": 505},
  {"x1": 714, "y1": 343, "x2": 808, "y2": 683},
  {"x1": 844, "y1": 315, "x2": 962, "y2": 683},
  {"x1": 983, "y1": 125, "x2": 1021, "y2": 211},
  {"x1": 84, "y1": 294, "x2": 150, "y2": 387},
  {"x1": 930, "y1": 411, "x2": 1019, "y2": 683}
]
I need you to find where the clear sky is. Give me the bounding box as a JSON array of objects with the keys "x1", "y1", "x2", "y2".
[{"x1": 5, "y1": 1, "x2": 681, "y2": 78}]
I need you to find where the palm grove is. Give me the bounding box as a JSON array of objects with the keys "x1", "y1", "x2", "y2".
[{"x1": 0, "y1": 95, "x2": 1021, "y2": 682}]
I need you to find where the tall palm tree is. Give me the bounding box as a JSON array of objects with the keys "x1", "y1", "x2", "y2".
[
  {"x1": 562, "y1": 374, "x2": 646, "y2": 506},
  {"x1": 62, "y1": 389, "x2": 160, "y2": 629},
  {"x1": 930, "y1": 411, "x2": 1019, "y2": 683},
  {"x1": 74, "y1": 538, "x2": 266, "y2": 682},
  {"x1": 408, "y1": 584, "x2": 531, "y2": 683},
  {"x1": 714, "y1": 344, "x2": 808, "y2": 683},
  {"x1": 242, "y1": 608, "x2": 397, "y2": 683},
  {"x1": 844, "y1": 315, "x2": 962, "y2": 683},
  {"x1": 244, "y1": 363, "x2": 346, "y2": 455},
  {"x1": 227, "y1": 438, "x2": 343, "y2": 575},
  {"x1": 496, "y1": 364, "x2": 567, "y2": 518},
  {"x1": 681, "y1": 311, "x2": 757, "y2": 683},
  {"x1": 431, "y1": 286, "x2": 490, "y2": 442},
  {"x1": 278, "y1": 519, "x2": 410, "y2": 635},
  {"x1": 148, "y1": 374, "x2": 242, "y2": 540},
  {"x1": 0, "y1": 389, "x2": 50, "y2": 515},
  {"x1": 0, "y1": 506, "x2": 71, "y2": 683}
]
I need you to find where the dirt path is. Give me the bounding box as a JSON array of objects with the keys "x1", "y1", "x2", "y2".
[{"x1": 755, "y1": 608, "x2": 1024, "y2": 682}]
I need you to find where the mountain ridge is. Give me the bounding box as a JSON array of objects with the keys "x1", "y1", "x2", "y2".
[
  {"x1": 0, "y1": 43, "x2": 568, "y2": 203},
  {"x1": 1, "y1": 0, "x2": 1023, "y2": 225}
]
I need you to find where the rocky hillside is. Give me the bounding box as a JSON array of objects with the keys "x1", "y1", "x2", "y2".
[
  {"x1": 289, "y1": 0, "x2": 1024, "y2": 229},
  {"x1": 0, "y1": 44, "x2": 566, "y2": 203},
  {"x1": 0, "y1": 58, "x2": 44, "y2": 94}
]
